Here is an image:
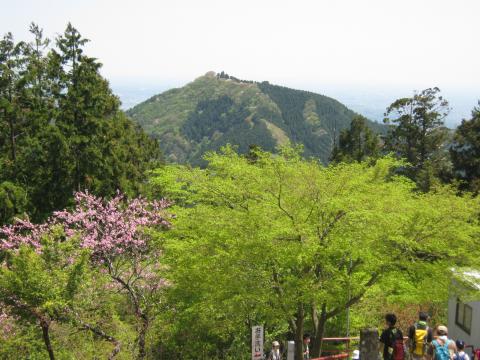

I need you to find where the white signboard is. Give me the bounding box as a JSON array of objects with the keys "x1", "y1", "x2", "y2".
[{"x1": 251, "y1": 325, "x2": 264, "y2": 360}]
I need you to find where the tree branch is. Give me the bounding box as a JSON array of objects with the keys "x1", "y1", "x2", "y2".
[
  {"x1": 272, "y1": 267, "x2": 297, "y2": 333},
  {"x1": 325, "y1": 271, "x2": 380, "y2": 319},
  {"x1": 80, "y1": 322, "x2": 121, "y2": 359}
]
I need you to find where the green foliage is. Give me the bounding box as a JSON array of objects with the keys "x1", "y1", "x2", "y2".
[
  {"x1": 149, "y1": 147, "x2": 480, "y2": 358},
  {"x1": 383, "y1": 87, "x2": 451, "y2": 191},
  {"x1": 0, "y1": 231, "x2": 88, "y2": 359},
  {"x1": 451, "y1": 102, "x2": 480, "y2": 194},
  {"x1": 331, "y1": 114, "x2": 381, "y2": 163},
  {"x1": 2, "y1": 20, "x2": 480, "y2": 360},
  {"x1": 0, "y1": 181, "x2": 28, "y2": 224},
  {"x1": 0, "y1": 24, "x2": 162, "y2": 223}
]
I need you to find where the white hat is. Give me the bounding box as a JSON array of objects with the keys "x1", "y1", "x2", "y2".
[
  {"x1": 272, "y1": 341, "x2": 280, "y2": 347},
  {"x1": 352, "y1": 349, "x2": 360, "y2": 360}
]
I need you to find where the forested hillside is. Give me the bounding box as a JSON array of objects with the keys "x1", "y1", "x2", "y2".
[{"x1": 127, "y1": 72, "x2": 384, "y2": 165}]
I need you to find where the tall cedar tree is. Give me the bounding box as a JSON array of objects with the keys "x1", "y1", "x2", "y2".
[
  {"x1": 330, "y1": 115, "x2": 380, "y2": 163},
  {"x1": 0, "y1": 24, "x2": 162, "y2": 223},
  {"x1": 383, "y1": 87, "x2": 450, "y2": 191},
  {"x1": 451, "y1": 102, "x2": 480, "y2": 194}
]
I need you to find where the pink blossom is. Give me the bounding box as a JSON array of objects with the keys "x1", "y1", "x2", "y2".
[
  {"x1": 0, "y1": 308, "x2": 16, "y2": 339},
  {"x1": 0, "y1": 191, "x2": 172, "y2": 261}
]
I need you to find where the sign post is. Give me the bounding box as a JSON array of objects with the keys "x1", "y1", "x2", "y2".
[
  {"x1": 252, "y1": 325, "x2": 264, "y2": 360},
  {"x1": 287, "y1": 340, "x2": 295, "y2": 360}
]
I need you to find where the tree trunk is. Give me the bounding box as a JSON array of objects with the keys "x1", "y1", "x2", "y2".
[
  {"x1": 40, "y1": 319, "x2": 55, "y2": 360},
  {"x1": 294, "y1": 304, "x2": 304, "y2": 360},
  {"x1": 311, "y1": 303, "x2": 327, "y2": 358},
  {"x1": 137, "y1": 314, "x2": 149, "y2": 360}
]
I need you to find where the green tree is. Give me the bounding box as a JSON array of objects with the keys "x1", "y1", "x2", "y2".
[
  {"x1": 0, "y1": 32, "x2": 28, "y2": 171},
  {"x1": 151, "y1": 147, "x2": 479, "y2": 359},
  {"x1": 450, "y1": 102, "x2": 480, "y2": 194},
  {"x1": 384, "y1": 87, "x2": 450, "y2": 191},
  {"x1": 53, "y1": 23, "x2": 118, "y2": 192},
  {"x1": 0, "y1": 181, "x2": 27, "y2": 224},
  {"x1": 0, "y1": 24, "x2": 163, "y2": 222},
  {"x1": 331, "y1": 115, "x2": 380, "y2": 163},
  {"x1": 0, "y1": 234, "x2": 88, "y2": 360}
]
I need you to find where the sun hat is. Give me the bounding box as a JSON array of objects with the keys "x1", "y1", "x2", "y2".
[{"x1": 437, "y1": 325, "x2": 448, "y2": 335}]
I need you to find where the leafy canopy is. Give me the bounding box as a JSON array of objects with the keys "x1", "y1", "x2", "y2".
[{"x1": 150, "y1": 146, "x2": 479, "y2": 358}]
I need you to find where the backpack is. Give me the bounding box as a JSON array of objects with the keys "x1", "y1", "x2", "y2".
[
  {"x1": 411, "y1": 323, "x2": 429, "y2": 356},
  {"x1": 432, "y1": 339, "x2": 452, "y2": 360},
  {"x1": 389, "y1": 328, "x2": 405, "y2": 360}
]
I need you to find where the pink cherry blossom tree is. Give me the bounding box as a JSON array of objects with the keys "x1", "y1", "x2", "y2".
[{"x1": 0, "y1": 191, "x2": 172, "y2": 360}]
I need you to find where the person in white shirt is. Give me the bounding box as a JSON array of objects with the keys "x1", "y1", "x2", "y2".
[{"x1": 454, "y1": 340, "x2": 470, "y2": 360}]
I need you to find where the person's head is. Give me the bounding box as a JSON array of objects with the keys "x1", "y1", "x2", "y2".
[
  {"x1": 436, "y1": 325, "x2": 448, "y2": 336},
  {"x1": 385, "y1": 313, "x2": 397, "y2": 327},
  {"x1": 272, "y1": 341, "x2": 280, "y2": 351},
  {"x1": 418, "y1": 311, "x2": 429, "y2": 322},
  {"x1": 303, "y1": 333, "x2": 311, "y2": 344},
  {"x1": 456, "y1": 340, "x2": 465, "y2": 350}
]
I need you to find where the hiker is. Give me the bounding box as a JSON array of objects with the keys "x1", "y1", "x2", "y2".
[
  {"x1": 453, "y1": 340, "x2": 470, "y2": 360},
  {"x1": 379, "y1": 313, "x2": 405, "y2": 360},
  {"x1": 267, "y1": 340, "x2": 282, "y2": 360},
  {"x1": 408, "y1": 311, "x2": 433, "y2": 359},
  {"x1": 303, "y1": 333, "x2": 311, "y2": 360},
  {"x1": 427, "y1": 325, "x2": 456, "y2": 360}
]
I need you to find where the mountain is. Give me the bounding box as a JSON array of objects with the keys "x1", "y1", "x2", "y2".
[{"x1": 126, "y1": 72, "x2": 384, "y2": 165}]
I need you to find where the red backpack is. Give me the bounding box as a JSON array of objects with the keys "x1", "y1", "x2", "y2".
[
  {"x1": 474, "y1": 349, "x2": 480, "y2": 360},
  {"x1": 390, "y1": 328, "x2": 405, "y2": 360},
  {"x1": 392, "y1": 338, "x2": 405, "y2": 360}
]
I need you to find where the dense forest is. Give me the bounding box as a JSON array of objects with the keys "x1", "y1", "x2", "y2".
[
  {"x1": 1, "y1": 24, "x2": 480, "y2": 360},
  {"x1": 0, "y1": 23, "x2": 162, "y2": 224}
]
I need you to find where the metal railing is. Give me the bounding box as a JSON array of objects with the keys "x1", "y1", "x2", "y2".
[{"x1": 311, "y1": 337, "x2": 359, "y2": 360}]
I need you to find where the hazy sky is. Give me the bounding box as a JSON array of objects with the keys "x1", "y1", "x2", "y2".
[{"x1": 1, "y1": 0, "x2": 479, "y2": 124}]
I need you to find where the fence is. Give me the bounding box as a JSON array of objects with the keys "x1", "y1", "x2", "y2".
[{"x1": 310, "y1": 337, "x2": 359, "y2": 360}]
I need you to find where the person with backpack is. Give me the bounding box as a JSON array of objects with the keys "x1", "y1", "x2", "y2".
[
  {"x1": 453, "y1": 340, "x2": 470, "y2": 360},
  {"x1": 408, "y1": 312, "x2": 434, "y2": 359},
  {"x1": 427, "y1": 325, "x2": 457, "y2": 360},
  {"x1": 379, "y1": 313, "x2": 405, "y2": 360}
]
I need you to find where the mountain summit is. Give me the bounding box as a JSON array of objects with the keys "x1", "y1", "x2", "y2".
[{"x1": 127, "y1": 72, "x2": 383, "y2": 164}]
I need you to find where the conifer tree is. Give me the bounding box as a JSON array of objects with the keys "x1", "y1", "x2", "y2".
[
  {"x1": 331, "y1": 115, "x2": 380, "y2": 163},
  {"x1": 0, "y1": 24, "x2": 163, "y2": 223},
  {"x1": 451, "y1": 103, "x2": 480, "y2": 194},
  {"x1": 383, "y1": 87, "x2": 450, "y2": 191},
  {"x1": 0, "y1": 32, "x2": 28, "y2": 169}
]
